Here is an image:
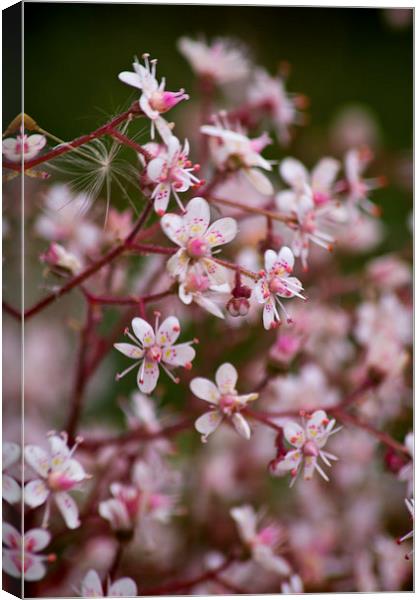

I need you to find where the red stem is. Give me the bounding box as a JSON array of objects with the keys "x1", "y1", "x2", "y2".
[{"x1": 3, "y1": 102, "x2": 143, "y2": 172}]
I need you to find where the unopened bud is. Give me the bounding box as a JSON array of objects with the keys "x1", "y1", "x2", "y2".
[{"x1": 226, "y1": 297, "x2": 250, "y2": 317}]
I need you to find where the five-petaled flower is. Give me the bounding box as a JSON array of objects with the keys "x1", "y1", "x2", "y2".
[
  {"x1": 24, "y1": 432, "x2": 89, "y2": 529},
  {"x1": 254, "y1": 246, "x2": 305, "y2": 330},
  {"x1": 146, "y1": 135, "x2": 201, "y2": 215},
  {"x1": 114, "y1": 313, "x2": 196, "y2": 394},
  {"x1": 118, "y1": 53, "x2": 189, "y2": 142},
  {"x1": 201, "y1": 116, "x2": 274, "y2": 195},
  {"x1": 2, "y1": 523, "x2": 54, "y2": 582},
  {"x1": 230, "y1": 505, "x2": 291, "y2": 576},
  {"x1": 2, "y1": 126, "x2": 46, "y2": 162},
  {"x1": 2, "y1": 442, "x2": 21, "y2": 504},
  {"x1": 80, "y1": 569, "x2": 138, "y2": 597},
  {"x1": 161, "y1": 196, "x2": 237, "y2": 285},
  {"x1": 270, "y1": 410, "x2": 341, "y2": 485},
  {"x1": 191, "y1": 362, "x2": 258, "y2": 442}
]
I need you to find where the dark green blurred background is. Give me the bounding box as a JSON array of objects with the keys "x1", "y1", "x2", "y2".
[{"x1": 20, "y1": 4, "x2": 413, "y2": 147}]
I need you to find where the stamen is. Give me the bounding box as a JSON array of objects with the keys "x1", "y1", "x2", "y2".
[{"x1": 116, "y1": 360, "x2": 141, "y2": 381}]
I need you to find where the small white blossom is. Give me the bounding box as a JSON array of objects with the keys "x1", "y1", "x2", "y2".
[
  {"x1": 179, "y1": 263, "x2": 230, "y2": 319},
  {"x1": 248, "y1": 68, "x2": 302, "y2": 144},
  {"x1": 191, "y1": 363, "x2": 258, "y2": 442},
  {"x1": 2, "y1": 442, "x2": 21, "y2": 504},
  {"x1": 254, "y1": 247, "x2": 304, "y2": 330},
  {"x1": 146, "y1": 136, "x2": 201, "y2": 215},
  {"x1": 2, "y1": 126, "x2": 46, "y2": 162},
  {"x1": 119, "y1": 54, "x2": 188, "y2": 142},
  {"x1": 114, "y1": 313, "x2": 196, "y2": 394},
  {"x1": 201, "y1": 115, "x2": 273, "y2": 195},
  {"x1": 271, "y1": 410, "x2": 342, "y2": 484},
  {"x1": 2, "y1": 523, "x2": 52, "y2": 581},
  {"x1": 80, "y1": 569, "x2": 137, "y2": 597},
  {"x1": 230, "y1": 505, "x2": 291, "y2": 576},
  {"x1": 40, "y1": 242, "x2": 82, "y2": 276},
  {"x1": 277, "y1": 157, "x2": 340, "y2": 269},
  {"x1": 161, "y1": 196, "x2": 237, "y2": 285},
  {"x1": 178, "y1": 36, "x2": 250, "y2": 84},
  {"x1": 24, "y1": 432, "x2": 89, "y2": 529}
]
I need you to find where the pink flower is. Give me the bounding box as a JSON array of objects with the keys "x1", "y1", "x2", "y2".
[
  {"x1": 24, "y1": 432, "x2": 89, "y2": 529},
  {"x1": 118, "y1": 54, "x2": 189, "y2": 142},
  {"x1": 161, "y1": 196, "x2": 237, "y2": 285},
  {"x1": 146, "y1": 136, "x2": 201, "y2": 215},
  {"x1": 254, "y1": 247, "x2": 304, "y2": 330},
  {"x1": 191, "y1": 363, "x2": 258, "y2": 442},
  {"x1": 40, "y1": 242, "x2": 82, "y2": 276},
  {"x1": 2, "y1": 442, "x2": 21, "y2": 504},
  {"x1": 99, "y1": 483, "x2": 142, "y2": 533},
  {"x1": 177, "y1": 36, "x2": 250, "y2": 84},
  {"x1": 230, "y1": 505, "x2": 291, "y2": 576},
  {"x1": 201, "y1": 116, "x2": 273, "y2": 195},
  {"x1": 2, "y1": 523, "x2": 53, "y2": 581},
  {"x1": 114, "y1": 313, "x2": 196, "y2": 394},
  {"x1": 248, "y1": 68, "x2": 303, "y2": 144},
  {"x1": 277, "y1": 157, "x2": 340, "y2": 269},
  {"x1": 269, "y1": 332, "x2": 302, "y2": 365},
  {"x1": 342, "y1": 147, "x2": 383, "y2": 216},
  {"x1": 2, "y1": 127, "x2": 46, "y2": 162},
  {"x1": 81, "y1": 569, "x2": 137, "y2": 597},
  {"x1": 271, "y1": 410, "x2": 342, "y2": 484}
]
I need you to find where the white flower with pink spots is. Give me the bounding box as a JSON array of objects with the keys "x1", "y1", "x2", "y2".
[
  {"x1": 2, "y1": 126, "x2": 46, "y2": 162},
  {"x1": 114, "y1": 313, "x2": 196, "y2": 394},
  {"x1": 24, "y1": 432, "x2": 89, "y2": 529},
  {"x1": 271, "y1": 410, "x2": 341, "y2": 485},
  {"x1": 119, "y1": 54, "x2": 189, "y2": 142},
  {"x1": 161, "y1": 196, "x2": 237, "y2": 285},
  {"x1": 146, "y1": 136, "x2": 201, "y2": 215},
  {"x1": 2, "y1": 523, "x2": 52, "y2": 581},
  {"x1": 191, "y1": 363, "x2": 258, "y2": 442},
  {"x1": 254, "y1": 246, "x2": 304, "y2": 330},
  {"x1": 230, "y1": 505, "x2": 291, "y2": 576}
]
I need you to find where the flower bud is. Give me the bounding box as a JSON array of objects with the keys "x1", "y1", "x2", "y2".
[{"x1": 226, "y1": 296, "x2": 250, "y2": 317}]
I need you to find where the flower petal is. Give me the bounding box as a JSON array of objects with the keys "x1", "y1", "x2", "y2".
[
  {"x1": 190, "y1": 378, "x2": 220, "y2": 404},
  {"x1": 184, "y1": 197, "x2": 210, "y2": 238},
  {"x1": 204, "y1": 217, "x2": 238, "y2": 248},
  {"x1": 167, "y1": 249, "x2": 190, "y2": 279},
  {"x1": 81, "y1": 569, "x2": 103, "y2": 597},
  {"x1": 232, "y1": 413, "x2": 251, "y2": 439},
  {"x1": 303, "y1": 456, "x2": 317, "y2": 480},
  {"x1": 201, "y1": 258, "x2": 229, "y2": 285},
  {"x1": 24, "y1": 445, "x2": 50, "y2": 478},
  {"x1": 152, "y1": 183, "x2": 171, "y2": 215},
  {"x1": 118, "y1": 71, "x2": 143, "y2": 89},
  {"x1": 63, "y1": 459, "x2": 87, "y2": 483},
  {"x1": 280, "y1": 158, "x2": 308, "y2": 189},
  {"x1": 264, "y1": 249, "x2": 278, "y2": 273},
  {"x1": 24, "y1": 555, "x2": 48, "y2": 582},
  {"x1": 54, "y1": 491, "x2": 80, "y2": 529},
  {"x1": 253, "y1": 544, "x2": 291, "y2": 576},
  {"x1": 2, "y1": 550, "x2": 21, "y2": 579},
  {"x1": 311, "y1": 157, "x2": 340, "y2": 192},
  {"x1": 161, "y1": 214, "x2": 188, "y2": 247},
  {"x1": 277, "y1": 246, "x2": 295, "y2": 272},
  {"x1": 215, "y1": 363, "x2": 238, "y2": 394},
  {"x1": 195, "y1": 411, "x2": 223, "y2": 441},
  {"x1": 114, "y1": 343, "x2": 144, "y2": 359},
  {"x1": 24, "y1": 528, "x2": 51, "y2": 552},
  {"x1": 254, "y1": 278, "x2": 270, "y2": 304},
  {"x1": 138, "y1": 360, "x2": 159, "y2": 394},
  {"x1": 3, "y1": 474, "x2": 21, "y2": 504},
  {"x1": 131, "y1": 318, "x2": 155, "y2": 347},
  {"x1": 2, "y1": 522, "x2": 21, "y2": 549},
  {"x1": 108, "y1": 577, "x2": 138, "y2": 597},
  {"x1": 243, "y1": 168, "x2": 273, "y2": 195},
  {"x1": 24, "y1": 479, "x2": 49, "y2": 508},
  {"x1": 284, "y1": 421, "x2": 306, "y2": 448},
  {"x1": 147, "y1": 157, "x2": 165, "y2": 182},
  {"x1": 3, "y1": 442, "x2": 20, "y2": 469},
  {"x1": 157, "y1": 316, "x2": 181, "y2": 347},
  {"x1": 162, "y1": 343, "x2": 196, "y2": 367},
  {"x1": 230, "y1": 505, "x2": 257, "y2": 544},
  {"x1": 263, "y1": 297, "x2": 276, "y2": 330},
  {"x1": 272, "y1": 449, "x2": 302, "y2": 474}
]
